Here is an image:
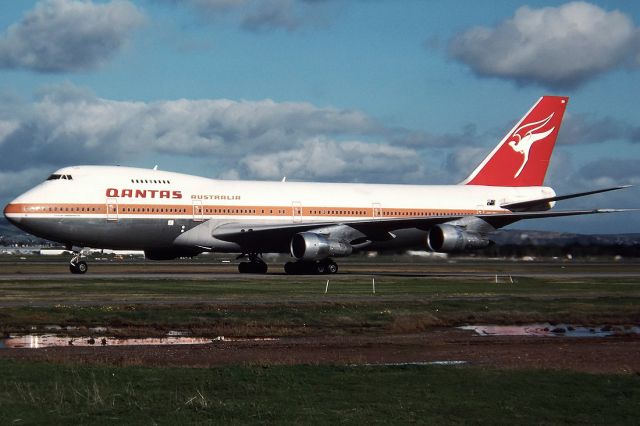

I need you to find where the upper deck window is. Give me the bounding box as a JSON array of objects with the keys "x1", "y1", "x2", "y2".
[{"x1": 131, "y1": 178, "x2": 171, "y2": 184}]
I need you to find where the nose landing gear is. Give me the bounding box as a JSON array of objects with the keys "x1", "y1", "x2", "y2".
[{"x1": 69, "y1": 249, "x2": 88, "y2": 274}]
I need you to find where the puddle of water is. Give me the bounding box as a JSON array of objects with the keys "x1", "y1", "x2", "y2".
[
  {"x1": 0, "y1": 334, "x2": 214, "y2": 349},
  {"x1": 352, "y1": 361, "x2": 467, "y2": 367},
  {"x1": 459, "y1": 324, "x2": 640, "y2": 337},
  {"x1": 0, "y1": 334, "x2": 278, "y2": 349}
]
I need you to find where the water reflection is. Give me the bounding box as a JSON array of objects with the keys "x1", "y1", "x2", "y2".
[
  {"x1": 459, "y1": 324, "x2": 640, "y2": 337},
  {"x1": 0, "y1": 333, "x2": 277, "y2": 349}
]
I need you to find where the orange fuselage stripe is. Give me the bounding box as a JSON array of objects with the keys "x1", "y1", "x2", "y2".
[{"x1": 4, "y1": 202, "x2": 499, "y2": 217}]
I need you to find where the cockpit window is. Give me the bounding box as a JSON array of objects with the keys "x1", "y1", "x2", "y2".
[{"x1": 46, "y1": 174, "x2": 73, "y2": 181}]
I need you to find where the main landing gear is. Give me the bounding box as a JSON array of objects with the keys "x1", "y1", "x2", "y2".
[
  {"x1": 238, "y1": 253, "x2": 268, "y2": 274},
  {"x1": 284, "y1": 259, "x2": 338, "y2": 275},
  {"x1": 69, "y1": 249, "x2": 88, "y2": 274}
]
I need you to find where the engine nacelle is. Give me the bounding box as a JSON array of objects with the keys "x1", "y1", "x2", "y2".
[
  {"x1": 426, "y1": 224, "x2": 491, "y2": 253},
  {"x1": 290, "y1": 232, "x2": 352, "y2": 261}
]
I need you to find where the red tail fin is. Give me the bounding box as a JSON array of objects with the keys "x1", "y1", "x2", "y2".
[{"x1": 462, "y1": 96, "x2": 568, "y2": 187}]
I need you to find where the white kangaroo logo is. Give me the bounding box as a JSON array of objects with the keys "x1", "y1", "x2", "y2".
[{"x1": 508, "y1": 113, "x2": 555, "y2": 178}]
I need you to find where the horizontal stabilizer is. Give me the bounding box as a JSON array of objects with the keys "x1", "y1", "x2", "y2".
[{"x1": 501, "y1": 185, "x2": 632, "y2": 211}]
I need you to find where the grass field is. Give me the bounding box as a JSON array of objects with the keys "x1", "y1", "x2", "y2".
[
  {"x1": 1, "y1": 360, "x2": 639, "y2": 425},
  {"x1": 1, "y1": 259, "x2": 639, "y2": 424},
  {"x1": 1, "y1": 272, "x2": 639, "y2": 336}
]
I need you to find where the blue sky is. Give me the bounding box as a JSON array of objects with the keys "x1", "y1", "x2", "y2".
[{"x1": 1, "y1": 0, "x2": 639, "y2": 233}]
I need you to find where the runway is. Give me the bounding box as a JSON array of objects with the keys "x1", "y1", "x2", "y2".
[
  {"x1": 3, "y1": 271, "x2": 640, "y2": 281},
  {"x1": 1, "y1": 258, "x2": 639, "y2": 280}
]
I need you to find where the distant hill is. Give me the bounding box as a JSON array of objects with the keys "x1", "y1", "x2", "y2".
[
  {"x1": 490, "y1": 229, "x2": 640, "y2": 247},
  {"x1": 0, "y1": 217, "x2": 52, "y2": 245},
  {"x1": 484, "y1": 229, "x2": 640, "y2": 257}
]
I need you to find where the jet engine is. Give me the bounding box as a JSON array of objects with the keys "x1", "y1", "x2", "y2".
[
  {"x1": 290, "y1": 232, "x2": 352, "y2": 261},
  {"x1": 426, "y1": 224, "x2": 491, "y2": 253}
]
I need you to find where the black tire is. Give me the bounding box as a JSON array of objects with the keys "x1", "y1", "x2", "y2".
[
  {"x1": 77, "y1": 261, "x2": 88, "y2": 274},
  {"x1": 69, "y1": 264, "x2": 79, "y2": 274},
  {"x1": 284, "y1": 262, "x2": 295, "y2": 274},
  {"x1": 327, "y1": 262, "x2": 338, "y2": 274},
  {"x1": 315, "y1": 262, "x2": 326, "y2": 274},
  {"x1": 239, "y1": 261, "x2": 268, "y2": 274},
  {"x1": 285, "y1": 261, "x2": 308, "y2": 275},
  {"x1": 255, "y1": 262, "x2": 268, "y2": 274}
]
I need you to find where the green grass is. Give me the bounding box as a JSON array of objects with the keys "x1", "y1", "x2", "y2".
[
  {"x1": 0, "y1": 360, "x2": 638, "y2": 425},
  {"x1": 1, "y1": 276, "x2": 639, "y2": 336},
  {"x1": 1, "y1": 295, "x2": 639, "y2": 337},
  {"x1": 1, "y1": 275, "x2": 640, "y2": 300}
]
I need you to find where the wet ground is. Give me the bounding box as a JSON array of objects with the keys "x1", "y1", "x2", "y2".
[
  {"x1": 0, "y1": 332, "x2": 277, "y2": 349},
  {"x1": 1, "y1": 330, "x2": 639, "y2": 374},
  {"x1": 3, "y1": 323, "x2": 639, "y2": 349},
  {"x1": 460, "y1": 323, "x2": 640, "y2": 337}
]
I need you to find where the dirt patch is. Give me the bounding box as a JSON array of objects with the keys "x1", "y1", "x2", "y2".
[{"x1": 2, "y1": 329, "x2": 639, "y2": 374}]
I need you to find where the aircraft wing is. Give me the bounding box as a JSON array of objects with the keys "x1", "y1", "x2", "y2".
[{"x1": 211, "y1": 208, "x2": 633, "y2": 247}]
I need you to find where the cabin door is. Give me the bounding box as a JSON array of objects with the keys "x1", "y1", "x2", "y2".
[
  {"x1": 372, "y1": 203, "x2": 382, "y2": 219},
  {"x1": 106, "y1": 198, "x2": 118, "y2": 222},
  {"x1": 192, "y1": 200, "x2": 204, "y2": 222},
  {"x1": 292, "y1": 201, "x2": 302, "y2": 223}
]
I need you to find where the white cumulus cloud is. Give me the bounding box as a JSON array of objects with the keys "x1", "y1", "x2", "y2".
[
  {"x1": 0, "y1": 83, "x2": 404, "y2": 178},
  {"x1": 237, "y1": 137, "x2": 424, "y2": 183},
  {"x1": 448, "y1": 2, "x2": 640, "y2": 89},
  {"x1": 0, "y1": 0, "x2": 145, "y2": 72}
]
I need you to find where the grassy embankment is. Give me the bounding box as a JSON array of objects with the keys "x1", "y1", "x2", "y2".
[
  {"x1": 0, "y1": 360, "x2": 639, "y2": 425},
  {"x1": 1, "y1": 275, "x2": 639, "y2": 336}
]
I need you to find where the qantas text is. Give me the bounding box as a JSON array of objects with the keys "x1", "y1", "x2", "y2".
[{"x1": 106, "y1": 188, "x2": 183, "y2": 199}]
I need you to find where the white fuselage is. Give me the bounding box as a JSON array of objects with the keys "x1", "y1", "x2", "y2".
[{"x1": 4, "y1": 165, "x2": 554, "y2": 252}]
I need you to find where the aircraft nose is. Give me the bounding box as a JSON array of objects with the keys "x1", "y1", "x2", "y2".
[{"x1": 3, "y1": 199, "x2": 21, "y2": 226}]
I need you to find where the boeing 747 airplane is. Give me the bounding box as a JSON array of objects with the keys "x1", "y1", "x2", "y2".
[{"x1": 3, "y1": 96, "x2": 633, "y2": 274}]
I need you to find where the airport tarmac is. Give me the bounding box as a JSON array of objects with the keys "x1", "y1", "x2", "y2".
[
  {"x1": 3, "y1": 271, "x2": 640, "y2": 281},
  {"x1": 1, "y1": 258, "x2": 640, "y2": 280}
]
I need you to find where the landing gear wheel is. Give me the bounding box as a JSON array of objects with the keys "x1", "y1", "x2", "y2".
[
  {"x1": 70, "y1": 261, "x2": 88, "y2": 274},
  {"x1": 284, "y1": 261, "x2": 296, "y2": 274},
  {"x1": 284, "y1": 259, "x2": 339, "y2": 275},
  {"x1": 238, "y1": 257, "x2": 268, "y2": 274},
  {"x1": 284, "y1": 261, "x2": 308, "y2": 275}
]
